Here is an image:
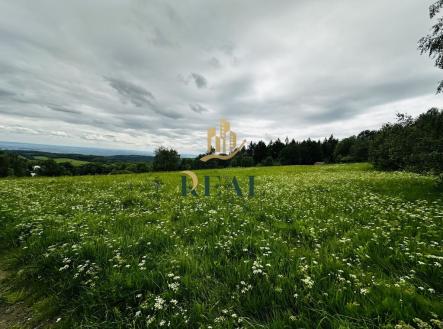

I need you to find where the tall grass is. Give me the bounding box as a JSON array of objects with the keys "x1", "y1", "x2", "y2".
[{"x1": 0, "y1": 164, "x2": 442, "y2": 328}]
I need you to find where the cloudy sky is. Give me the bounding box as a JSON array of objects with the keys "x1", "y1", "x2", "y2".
[{"x1": 0, "y1": 0, "x2": 441, "y2": 154}]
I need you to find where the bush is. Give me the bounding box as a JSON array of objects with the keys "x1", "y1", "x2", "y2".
[
  {"x1": 153, "y1": 147, "x2": 180, "y2": 171},
  {"x1": 369, "y1": 109, "x2": 443, "y2": 174},
  {"x1": 261, "y1": 156, "x2": 274, "y2": 166}
]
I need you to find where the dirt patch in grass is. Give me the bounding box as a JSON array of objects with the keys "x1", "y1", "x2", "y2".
[{"x1": 0, "y1": 268, "x2": 31, "y2": 329}]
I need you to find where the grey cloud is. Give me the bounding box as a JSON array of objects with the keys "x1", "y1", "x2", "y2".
[
  {"x1": 0, "y1": 0, "x2": 441, "y2": 153},
  {"x1": 106, "y1": 77, "x2": 155, "y2": 107},
  {"x1": 47, "y1": 105, "x2": 81, "y2": 114},
  {"x1": 151, "y1": 28, "x2": 175, "y2": 48},
  {"x1": 164, "y1": 4, "x2": 182, "y2": 24},
  {"x1": 0, "y1": 89, "x2": 15, "y2": 98},
  {"x1": 176, "y1": 73, "x2": 208, "y2": 89},
  {"x1": 216, "y1": 74, "x2": 254, "y2": 103},
  {"x1": 105, "y1": 77, "x2": 180, "y2": 119},
  {"x1": 298, "y1": 74, "x2": 439, "y2": 125},
  {"x1": 190, "y1": 73, "x2": 208, "y2": 89},
  {"x1": 220, "y1": 43, "x2": 235, "y2": 56},
  {"x1": 209, "y1": 57, "x2": 221, "y2": 68},
  {"x1": 189, "y1": 103, "x2": 209, "y2": 113}
]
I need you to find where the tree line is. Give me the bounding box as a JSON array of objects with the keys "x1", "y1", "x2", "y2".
[
  {"x1": 0, "y1": 155, "x2": 151, "y2": 177},
  {"x1": 154, "y1": 108, "x2": 443, "y2": 176},
  {"x1": 0, "y1": 108, "x2": 442, "y2": 178}
]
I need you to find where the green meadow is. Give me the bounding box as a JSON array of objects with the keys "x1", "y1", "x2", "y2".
[
  {"x1": 0, "y1": 164, "x2": 442, "y2": 328},
  {"x1": 33, "y1": 156, "x2": 90, "y2": 166}
]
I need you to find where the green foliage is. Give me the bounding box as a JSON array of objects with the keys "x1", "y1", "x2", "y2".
[
  {"x1": 418, "y1": 0, "x2": 443, "y2": 93},
  {"x1": 240, "y1": 155, "x2": 254, "y2": 167},
  {"x1": 0, "y1": 151, "x2": 153, "y2": 177},
  {"x1": 53, "y1": 158, "x2": 89, "y2": 166},
  {"x1": 334, "y1": 131, "x2": 376, "y2": 163},
  {"x1": 153, "y1": 147, "x2": 180, "y2": 171},
  {"x1": 0, "y1": 164, "x2": 442, "y2": 328},
  {"x1": 261, "y1": 156, "x2": 274, "y2": 166},
  {"x1": 40, "y1": 159, "x2": 63, "y2": 176},
  {"x1": 230, "y1": 154, "x2": 255, "y2": 167},
  {"x1": 273, "y1": 137, "x2": 336, "y2": 165},
  {"x1": 0, "y1": 151, "x2": 29, "y2": 177},
  {"x1": 370, "y1": 109, "x2": 443, "y2": 174}
]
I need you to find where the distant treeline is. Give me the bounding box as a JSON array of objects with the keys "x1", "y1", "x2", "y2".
[
  {"x1": 0, "y1": 150, "x2": 155, "y2": 177},
  {"x1": 8, "y1": 150, "x2": 154, "y2": 163},
  {"x1": 0, "y1": 154, "x2": 152, "y2": 177},
  {"x1": 0, "y1": 108, "x2": 442, "y2": 178},
  {"x1": 167, "y1": 108, "x2": 443, "y2": 175}
]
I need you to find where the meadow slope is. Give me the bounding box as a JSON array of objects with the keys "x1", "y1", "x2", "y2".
[{"x1": 0, "y1": 164, "x2": 442, "y2": 328}]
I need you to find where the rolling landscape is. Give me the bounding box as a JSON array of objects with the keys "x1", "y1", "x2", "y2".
[{"x1": 1, "y1": 0, "x2": 443, "y2": 328}]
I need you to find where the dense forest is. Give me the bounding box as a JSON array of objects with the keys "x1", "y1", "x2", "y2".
[
  {"x1": 0, "y1": 108, "x2": 442, "y2": 178},
  {"x1": 179, "y1": 108, "x2": 443, "y2": 176}
]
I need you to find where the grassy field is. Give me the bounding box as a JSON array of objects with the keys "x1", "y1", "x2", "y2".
[
  {"x1": 33, "y1": 156, "x2": 89, "y2": 166},
  {"x1": 53, "y1": 158, "x2": 90, "y2": 166},
  {"x1": 32, "y1": 155, "x2": 50, "y2": 161},
  {"x1": 0, "y1": 164, "x2": 442, "y2": 328}
]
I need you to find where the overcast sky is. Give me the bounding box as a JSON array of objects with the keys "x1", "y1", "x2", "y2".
[{"x1": 0, "y1": 0, "x2": 442, "y2": 154}]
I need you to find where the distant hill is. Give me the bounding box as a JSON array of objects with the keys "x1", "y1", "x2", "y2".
[
  {"x1": 0, "y1": 141, "x2": 153, "y2": 157},
  {"x1": 5, "y1": 149, "x2": 154, "y2": 164}
]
